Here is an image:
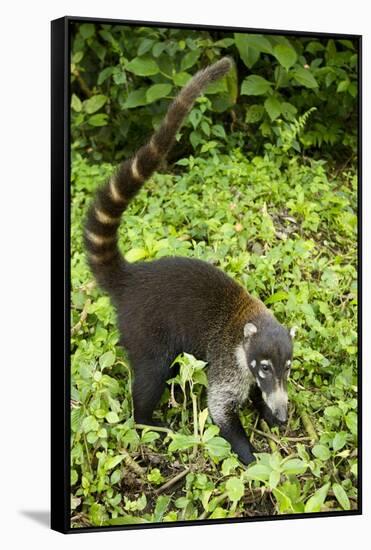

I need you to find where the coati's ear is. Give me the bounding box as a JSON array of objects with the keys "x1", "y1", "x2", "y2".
[
  {"x1": 289, "y1": 326, "x2": 298, "y2": 339},
  {"x1": 244, "y1": 322, "x2": 257, "y2": 339}
]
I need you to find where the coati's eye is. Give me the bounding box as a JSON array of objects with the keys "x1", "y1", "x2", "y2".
[{"x1": 258, "y1": 361, "x2": 272, "y2": 378}]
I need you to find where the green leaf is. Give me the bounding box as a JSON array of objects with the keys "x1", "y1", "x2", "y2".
[
  {"x1": 246, "y1": 104, "x2": 265, "y2": 123},
  {"x1": 198, "y1": 408, "x2": 209, "y2": 436},
  {"x1": 312, "y1": 444, "x2": 331, "y2": 461},
  {"x1": 324, "y1": 406, "x2": 342, "y2": 419},
  {"x1": 264, "y1": 97, "x2": 282, "y2": 121},
  {"x1": 235, "y1": 33, "x2": 272, "y2": 54},
  {"x1": 123, "y1": 88, "x2": 148, "y2": 109},
  {"x1": 205, "y1": 436, "x2": 231, "y2": 459},
  {"x1": 126, "y1": 56, "x2": 159, "y2": 76},
  {"x1": 84, "y1": 94, "x2": 107, "y2": 114},
  {"x1": 137, "y1": 38, "x2": 155, "y2": 56},
  {"x1": 71, "y1": 94, "x2": 82, "y2": 112},
  {"x1": 332, "y1": 483, "x2": 351, "y2": 510},
  {"x1": 333, "y1": 432, "x2": 348, "y2": 452},
  {"x1": 265, "y1": 290, "x2": 288, "y2": 304},
  {"x1": 98, "y1": 66, "x2": 115, "y2": 85},
  {"x1": 71, "y1": 469, "x2": 78, "y2": 485},
  {"x1": 168, "y1": 433, "x2": 200, "y2": 452},
  {"x1": 82, "y1": 415, "x2": 99, "y2": 433},
  {"x1": 99, "y1": 350, "x2": 115, "y2": 369},
  {"x1": 105, "y1": 455, "x2": 124, "y2": 470},
  {"x1": 153, "y1": 495, "x2": 171, "y2": 522},
  {"x1": 245, "y1": 463, "x2": 271, "y2": 481},
  {"x1": 337, "y1": 80, "x2": 350, "y2": 93},
  {"x1": 146, "y1": 83, "x2": 173, "y2": 104},
  {"x1": 225, "y1": 477, "x2": 245, "y2": 502},
  {"x1": 88, "y1": 114, "x2": 108, "y2": 127},
  {"x1": 180, "y1": 50, "x2": 200, "y2": 71},
  {"x1": 269, "y1": 470, "x2": 280, "y2": 489},
  {"x1": 106, "y1": 411, "x2": 119, "y2": 424},
  {"x1": 141, "y1": 431, "x2": 160, "y2": 444},
  {"x1": 274, "y1": 44, "x2": 297, "y2": 70},
  {"x1": 293, "y1": 67, "x2": 318, "y2": 89},
  {"x1": 233, "y1": 34, "x2": 260, "y2": 68},
  {"x1": 241, "y1": 75, "x2": 272, "y2": 96},
  {"x1": 79, "y1": 23, "x2": 95, "y2": 40},
  {"x1": 281, "y1": 458, "x2": 308, "y2": 475},
  {"x1": 304, "y1": 483, "x2": 330, "y2": 513},
  {"x1": 345, "y1": 412, "x2": 357, "y2": 435},
  {"x1": 125, "y1": 247, "x2": 147, "y2": 262},
  {"x1": 221, "y1": 457, "x2": 240, "y2": 476},
  {"x1": 173, "y1": 72, "x2": 191, "y2": 87}
]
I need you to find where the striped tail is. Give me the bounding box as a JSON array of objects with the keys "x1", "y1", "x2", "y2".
[{"x1": 84, "y1": 57, "x2": 233, "y2": 292}]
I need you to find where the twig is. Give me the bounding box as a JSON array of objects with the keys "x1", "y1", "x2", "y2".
[
  {"x1": 155, "y1": 468, "x2": 189, "y2": 495},
  {"x1": 72, "y1": 68, "x2": 92, "y2": 98},
  {"x1": 250, "y1": 414, "x2": 260, "y2": 445},
  {"x1": 284, "y1": 404, "x2": 294, "y2": 436},
  {"x1": 282, "y1": 436, "x2": 313, "y2": 442},
  {"x1": 299, "y1": 409, "x2": 318, "y2": 443},
  {"x1": 71, "y1": 299, "x2": 91, "y2": 336},
  {"x1": 118, "y1": 448, "x2": 146, "y2": 478},
  {"x1": 259, "y1": 420, "x2": 278, "y2": 452},
  {"x1": 170, "y1": 381, "x2": 179, "y2": 407},
  {"x1": 83, "y1": 432, "x2": 93, "y2": 475},
  {"x1": 251, "y1": 426, "x2": 280, "y2": 446},
  {"x1": 191, "y1": 393, "x2": 198, "y2": 457},
  {"x1": 135, "y1": 423, "x2": 173, "y2": 435}
]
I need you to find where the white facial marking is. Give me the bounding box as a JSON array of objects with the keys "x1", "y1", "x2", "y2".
[
  {"x1": 258, "y1": 369, "x2": 267, "y2": 379},
  {"x1": 250, "y1": 360, "x2": 256, "y2": 368},
  {"x1": 262, "y1": 384, "x2": 288, "y2": 422},
  {"x1": 286, "y1": 360, "x2": 291, "y2": 366},
  {"x1": 260, "y1": 359, "x2": 272, "y2": 367}
]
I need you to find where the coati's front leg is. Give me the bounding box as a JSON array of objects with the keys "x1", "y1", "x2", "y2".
[
  {"x1": 131, "y1": 355, "x2": 169, "y2": 426},
  {"x1": 208, "y1": 387, "x2": 255, "y2": 465}
]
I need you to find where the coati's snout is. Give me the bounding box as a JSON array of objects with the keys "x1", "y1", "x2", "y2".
[{"x1": 260, "y1": 388, "x2": 288, "y2": 426}]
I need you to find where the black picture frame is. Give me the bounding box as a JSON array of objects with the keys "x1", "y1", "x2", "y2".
[{"x1": 51, "y1": 15, "x2": 362, "y2": 534}]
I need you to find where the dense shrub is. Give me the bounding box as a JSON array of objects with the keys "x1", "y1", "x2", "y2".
[{"x1": 71, "y1": 23, "x2": 358, "y2": 164}]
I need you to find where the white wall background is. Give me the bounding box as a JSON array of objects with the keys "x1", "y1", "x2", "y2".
[{"x1": 1, "y1": 0, "x2": 369, "y2": 548}]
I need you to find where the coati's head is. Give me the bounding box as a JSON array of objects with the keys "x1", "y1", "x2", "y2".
[{"x1": 243, "y1": 315, "x2": 295, "y2": 426}]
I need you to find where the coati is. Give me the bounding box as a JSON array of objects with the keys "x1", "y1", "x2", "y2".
[{"x1": 84, "y1": 57, "x2": 294, "y2": 465}]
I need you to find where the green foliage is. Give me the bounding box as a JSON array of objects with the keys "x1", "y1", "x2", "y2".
[
  {"x1": 71, "y1": 24, "x2": 358, "y2": 164},
  {"x1": 71, "y1": 137, "x2": 357, "y2": 525}
]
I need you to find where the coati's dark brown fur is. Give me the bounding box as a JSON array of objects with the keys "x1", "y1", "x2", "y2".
[{"x1": 85, "y1": 57, "x2": 293, "y2": 465}]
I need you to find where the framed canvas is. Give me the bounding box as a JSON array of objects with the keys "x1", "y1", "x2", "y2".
[{"x1": 51, "y1": 15, "x2": 362, "y2": 533}]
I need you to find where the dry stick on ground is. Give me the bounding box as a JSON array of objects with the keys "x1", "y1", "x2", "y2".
[
  {"x1": 118, "y1": 448, "x2": 146, "y2": 478},
  {"x1": 251, "y1": 426, "x2": 280, "y2": 447},
  {"x1": 250, "y1": 414, "x2": 260, "y2": 446},
  {"x1": 299, "y1": 409, "x2": 318, "y2": 443},
  {"x1": 71, "y1": 298, "x2": 91, "y2": 336},
  {"x1": 134, "y1": 423, "x2": 174, "y2": 435},
  {"x1": 155, "y1": 468, "x2": 190, "y2": 495},
  {"x1": 259, "y1": 420, "x2": 278, "y2": 452}
]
